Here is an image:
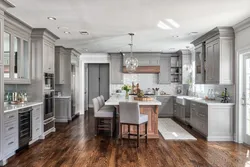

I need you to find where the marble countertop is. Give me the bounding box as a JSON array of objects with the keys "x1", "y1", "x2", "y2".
[
  {"x1": 4, "y1": 102, "x2": 43, "y2": 113},
  {"x1": 54, "y1": 96, "x2": 71, "y2": 99},
  {"x1": 105, "y1": 95, "x2": 162, "y2": 106},
  {"x1": 176, "y1": 96, "x2": 235, "y2": 106}
]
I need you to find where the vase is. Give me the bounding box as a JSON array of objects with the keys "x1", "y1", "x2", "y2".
[{"x1": 125, "y1": 91, "x2": 129, "y2": 99}]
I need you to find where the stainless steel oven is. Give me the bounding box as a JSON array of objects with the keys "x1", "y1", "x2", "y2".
[{"x1": 44, "y1": 91, "x2": 54, "y2": 120}]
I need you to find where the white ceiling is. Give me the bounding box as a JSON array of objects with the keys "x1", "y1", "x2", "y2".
[{"x1": 6, "y1": 0, "x2": 250, "y2": 53}]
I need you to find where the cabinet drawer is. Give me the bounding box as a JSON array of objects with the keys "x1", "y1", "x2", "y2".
[
  {"x1": 4, "y1": 134, "x2": 18, "y2": 156},
  {"x1": 4, "y1": 121, "x2": 17, "y2": 137},
  {"x1": 32, "y1": 124, "x2": 41, "y2": 139},
  {"x1": 32, "y1": 105, "x2": 41, "y2": 116},
  {"x1": 4, "y1": 111, "x2": 18, "y2": 123}
]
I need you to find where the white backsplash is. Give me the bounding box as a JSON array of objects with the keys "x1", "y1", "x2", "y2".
[{"x1": 110, "y1": 74, "x2": 183, "y2": 95}]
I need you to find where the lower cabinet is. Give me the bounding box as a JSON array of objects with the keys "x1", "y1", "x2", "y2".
[
  {"x1": 157, "y1": 96, "x2": 173, "y2": 117},
  {"x1": 3, "y1": 110, "x2": 18, "y2": 158},
  {"x1": 31, "y1": 105, "x2": 42, "y2": 142},
  {"x1": 55, "y1": 97, "x2": 71, "y2": 122},
  {"x1": 175, "y1": 103, "x2": 185, "y2": 122},
  {"x1": 190, "y1": 101, "x2": 234, "y2": 141}
]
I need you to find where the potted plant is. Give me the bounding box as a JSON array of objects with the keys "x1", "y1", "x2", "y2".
[{"x1": 122, "y1": 84, "x2": 131, "y2": 99}]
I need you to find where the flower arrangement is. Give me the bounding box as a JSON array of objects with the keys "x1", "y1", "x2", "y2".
[
  {"x1": 122, "y1": 84, "x2": 131, "y2": 99},
  {"x1": 121, "y1": 84, "x2": 131, "y2": 92}
]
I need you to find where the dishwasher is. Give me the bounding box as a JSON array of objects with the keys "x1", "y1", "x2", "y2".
[{"x1": 17, "y1": 107, "x2": 33, "y2": 152}]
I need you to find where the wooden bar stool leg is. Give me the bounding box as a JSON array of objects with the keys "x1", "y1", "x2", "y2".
[
  {"x1": 145, "y1": 122, "x2": 148, "y2": 144},
  {"x1": 137, "y1": 125, "x2": 140, "y2": 147},
  {"x1": 128, "y1": 124, "x2": 130, "y2": 144},
  {"x1": 120, "y1": 123, "x2": 123, "y2": 145}
]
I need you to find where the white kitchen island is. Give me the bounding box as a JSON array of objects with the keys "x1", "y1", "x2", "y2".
[{"x1": 105, "y1": 95, "x2": 162, "y2": 138}]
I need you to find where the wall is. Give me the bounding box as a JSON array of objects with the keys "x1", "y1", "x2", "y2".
[{"x1": 234, "y1": 17, "x2": 250, "y2": 143}]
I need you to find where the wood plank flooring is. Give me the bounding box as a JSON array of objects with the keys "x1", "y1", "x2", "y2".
[{"x1": 5, "y1": 110, "x2": 250, "y2": 167}]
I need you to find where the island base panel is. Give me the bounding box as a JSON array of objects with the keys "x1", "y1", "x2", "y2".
[{"x1": 121, "y1": 105, "x2": 159, "y2": 139}]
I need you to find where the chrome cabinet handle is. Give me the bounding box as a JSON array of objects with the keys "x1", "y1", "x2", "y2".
[
  {"x1": 8, "y1": 141, "x2": 14, "y2": 145},
  {"x1": 36, "y1": 128, "x2": 39, "y2": 131},
  {"x1": 8, "y1": 127, "x2": 14, "y2": 131},
  {"x1": 8, "y1": 115, "x2": 14, "y2": 119}
]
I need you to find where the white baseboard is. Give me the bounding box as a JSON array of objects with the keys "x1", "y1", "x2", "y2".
[
  {"x1": 207, "y1": 136, "x2": 234, "y2": 142},
  {"x1": 55, "y1": 118, "x2": 68, "y2": 123}
]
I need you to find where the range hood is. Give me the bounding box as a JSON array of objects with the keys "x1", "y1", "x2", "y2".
[{"x1": 123, "y1": 66, "x2": 160, "y2": 73}]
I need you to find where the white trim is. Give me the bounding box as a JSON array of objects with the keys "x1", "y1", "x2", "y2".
[
  {"x1": 79, "y1": 53, "x2": 111, "y2": 115},
  {"x1": 234, "y1": 17, "x2": 250, "y2": 34},
  {"x1": 207, "y1": 136, "x2": 234, "y2": 142},
  {"x1": 235, "y1": 46, "x2": 250, "y2": 143},
  {"x1": 55, "y1": 119, "x2": 68, "y2": 123}
]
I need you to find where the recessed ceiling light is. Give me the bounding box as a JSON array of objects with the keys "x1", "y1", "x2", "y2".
[
  {"x1": 58, "y1": 26, "x2": 69, "y2": 30},
  {"x1": 47, "y1": 17, "x2": 56, "y2": 21},
  {"x1": 189, "y1": 32, "x2": 198, "y2": 35},
  {"x1": 172, "y1": 35, "x2": 179, "y2": 38},
  {"x1": 166, "y1": 19, "x2": 180, "y2": 28},
  {"x1": 157, "y1": 21, "x2": 172, "y2": 30},
  {"x1": 64, "y1": 31, "x2": 71, "y2": 34},
  {"x1": 79, "y1": 31, "x2": 89, "y2": 35}
]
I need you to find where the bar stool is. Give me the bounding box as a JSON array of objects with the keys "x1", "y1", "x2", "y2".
[
  {"x1": 92, "y1": 98, "x2": 115, "y2": 136},
  {"x1": 119, "y1": 102, "x2": 148, "y2": 147}
]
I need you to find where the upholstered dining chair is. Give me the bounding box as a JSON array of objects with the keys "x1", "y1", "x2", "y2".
[
  {"x1": 92, "y1": 98, "x2": 115, "y2": 136},
  {"x1": 119, "y1": 102, "x2": 148, "y2": 147}
]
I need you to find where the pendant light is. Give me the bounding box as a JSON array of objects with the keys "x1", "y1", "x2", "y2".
[{"x1": 125, "y1": 33, "x2": 138, "y2": 73}]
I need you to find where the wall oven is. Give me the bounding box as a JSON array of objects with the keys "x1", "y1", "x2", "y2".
[{"x1": 44, "y1": 91, "x2": 54, "y2": 120}]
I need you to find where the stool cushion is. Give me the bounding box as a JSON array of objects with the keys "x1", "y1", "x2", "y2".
[
  {"x1": 95, "y1": 108, "x2": 114, "y2": 118},
  {"x1": 139, "y1": 114, "x2": 148, "y2": 124}
]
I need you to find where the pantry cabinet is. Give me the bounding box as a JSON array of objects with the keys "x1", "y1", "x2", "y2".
[{"x1": 192, "y1": 27, "x2": 234, "y2": 85}]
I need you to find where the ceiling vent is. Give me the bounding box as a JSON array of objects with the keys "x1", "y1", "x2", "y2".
[{"x1": 79, "y1": 31, "x2": 89, "y2": 35}]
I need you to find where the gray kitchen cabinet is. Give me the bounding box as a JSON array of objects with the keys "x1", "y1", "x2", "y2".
[
  {"x1": 173, "y1": 97, "x2": 177, "y2": 117},
  {"x1": 189, "y1": 101, "x2": 234, "y2": 141},
  {"x1": 195, "y1": 43, "x2": 205, "y2": 84},
  {"x1": 44, "y1": 41, "x2": 55, "y2": 74},
  {"x1": 55, "y1": 46, "x2": 67, "y2": 84},
  {"x1": 3, "y1": 13, "x2": 32, "y2": 84},
  {"x1": 175, "y1": 103, "x2": 185, "y2": 122},
  {"x1": 158, "y1": 56, "x2": 171, "y2": 84},
  {"x1": 123, "y1": 53, "x2": 160, "y2": 66},
  {"x1": 110, "y1": 54, "x2": 123, "y2": 84},
  {"x1": 192, "y1": 27, "x2": 234, "y2": 85},
  {"x1": 55, "y1": 97, "x2": 71, "y2": 122},
  {"x1": 157, "y1": 96, "x2": 173, "y2": 117},
  {"x1": 177, "y1": 50, "x2": 192, "y2": 84},
  {"x1": 31, "y1": 105, "x2": 42, "y2": 142}
]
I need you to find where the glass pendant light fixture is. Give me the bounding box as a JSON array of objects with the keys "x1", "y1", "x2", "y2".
[{"x1": 125, "y1": 33, "x2": 138, "y2": 73}]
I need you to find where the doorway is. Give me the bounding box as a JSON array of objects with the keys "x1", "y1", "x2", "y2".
[
  {"x1": 243, "y1": 53, "x2": 250, "y2": 145},
  {"x1": 88, "y1": 64, "x2": 109, "y2": 107}
]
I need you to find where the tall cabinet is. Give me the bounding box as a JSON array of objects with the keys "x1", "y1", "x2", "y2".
[
  {"x1": 110, "y1": 53, "x2": 123, "y2": 84},
  {"x1": 0, "y1": 1, "x2": 15, "y2": 165},
  {"x1": 192, "y1": 27, "x2": 234, "y2": 85},
  {"x1": 30, "y1": 28, "x2": 59, "y2": 137}
]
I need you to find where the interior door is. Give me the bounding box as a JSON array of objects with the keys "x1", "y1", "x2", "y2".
[{"x1": 243, "y1": 54, "x2": 250, "y2": 145}]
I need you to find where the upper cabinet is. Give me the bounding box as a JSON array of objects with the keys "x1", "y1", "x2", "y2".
[
  {"x1": 4, "y1": 13, "x2": 32, "y2": 84},
  {"x1": 123, "y1": 53, "x2": 160, "y2": 66},
  {"x1": 192, "y1": 27, "x2": 234, "y2": 85},
  {"x1": 158, "y1": 54, "x2": 171, "y2": 84},
  {"x1": 55, "y1": 46, "x2": 67, "y2": 84},
  {"x1": 195, "y1": 43, "x2": 205, "y2": 84},
  {"x1": 31, "y1": 28, "x2": 59, "y2": 76},
  {"x1": 110, "y1": 53, "x2": 124, "y2": 84}
]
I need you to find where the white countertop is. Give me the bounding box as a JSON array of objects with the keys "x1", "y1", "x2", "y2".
[
  {"x1": 105, "y1": 95, "x2": 162, "y2": 106},
  {"x1": 54, "y1": 96, "x2": 71, "y2": 99},
  {"x1": 4, "y1": 102, "x2": 43, "y2": 113},
  {"x1": 176, "y1": 96, "x2": 235, "y2": 106}
]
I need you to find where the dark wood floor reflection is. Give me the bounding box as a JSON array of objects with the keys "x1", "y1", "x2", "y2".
[{"x1": 5, "y1": 110, "x2": 250, "y2": 167}]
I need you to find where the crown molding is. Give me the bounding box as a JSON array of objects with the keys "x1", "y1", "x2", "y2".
[
  {"x1": 233, "y1": 17, "x2": 250, "y2": 34},
  {"x1": 0, "y1": 0, "x2": 15, "y2": 11}
]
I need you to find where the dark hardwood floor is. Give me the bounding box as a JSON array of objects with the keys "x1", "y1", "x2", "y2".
[{"x1": 5, "y1": 110, "x2": 250, "y2": 167}]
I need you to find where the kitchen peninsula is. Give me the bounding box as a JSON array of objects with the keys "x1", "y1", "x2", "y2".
[{"x1": 105, "y1": 95, "x2": 161, "y2": 138}]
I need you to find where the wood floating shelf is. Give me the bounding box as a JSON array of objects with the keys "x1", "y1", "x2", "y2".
[{"x1": 123, "y1": 66, "x2": 160, "y2": 73}]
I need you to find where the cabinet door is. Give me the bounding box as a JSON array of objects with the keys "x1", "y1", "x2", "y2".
[
  {"x1": 43, "y1": 43, "x2": 50, "y2": 73},
  {"x1": 159, "y1": 56, "x2": 171, "y2": 84},
  {"x1": 195, "y1": 44, "x2": 204, "y2": 84},
  {"x1": 158, "y1": 97, "x2": 173, "y2": 117},
  {"x1": 205, "y1": 39, "x2": 219, "y2": 84},
  {"x1": 111, "y1": 55, "x2": 123, "y2": 84},
  {"x1": 48, "y1": 44, "x2": 55, "y2": 73},
  {"x1": 44, "y1": 42, "x2": 55, "y2": 73},
  {"x1": 3, "y1": 32, "x2": 11, "y2": 79}
]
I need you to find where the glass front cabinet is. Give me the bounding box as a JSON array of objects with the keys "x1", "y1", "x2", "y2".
[{"x1": 4, "y1": 15, "x2": 32, "y2": 84}]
